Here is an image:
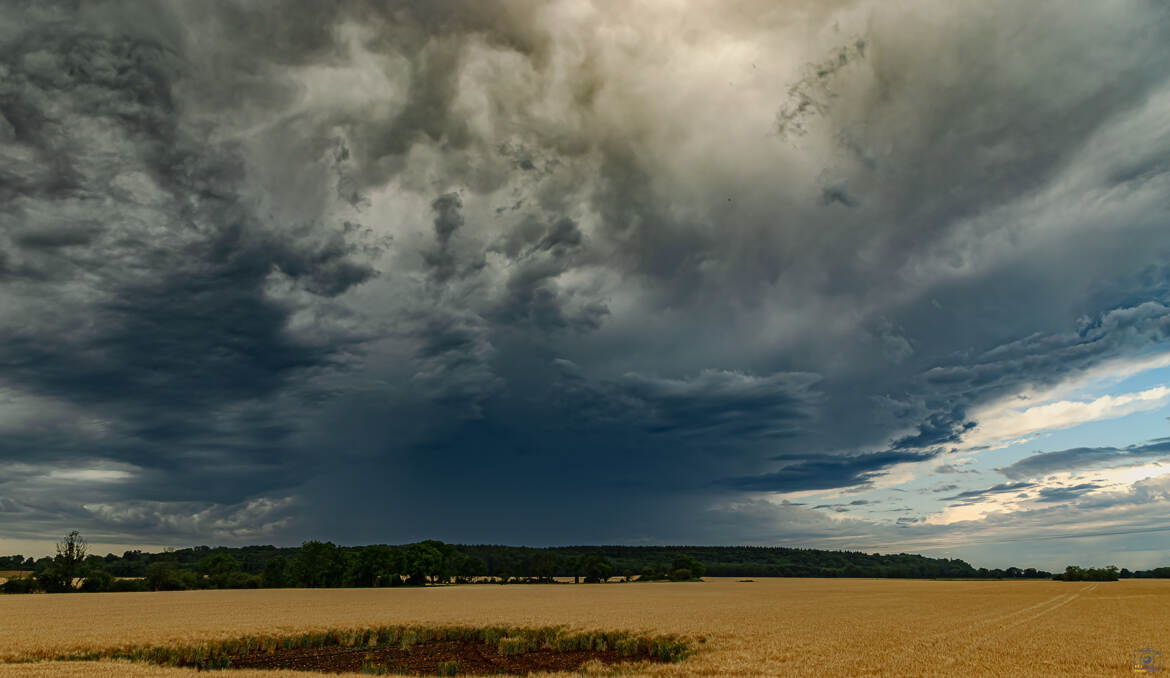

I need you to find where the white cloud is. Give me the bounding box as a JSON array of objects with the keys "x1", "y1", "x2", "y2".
[
  {"x1": 47, "y1": 468, "x2": 133, "y2": 482},
  {"x1": 965, "y1": 385, "x2": 1170, "y2": 450},
  {"x1": 82, "y1": 496, "x2": 299, "y2": 541}
]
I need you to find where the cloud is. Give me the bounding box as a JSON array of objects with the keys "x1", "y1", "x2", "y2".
[
  {"x1": 934, "y1": 464, "x2": 979, "y2": 475},
  {"x1": 2, "y1": 0, "x2": 1170, "y2": 558},
  {"x1": 728, "y1": 450, "x2": 938, "y2": 494},
  {"x1": 82, "y1": 497, "x2": 298, "y2": 541},
  {"x1": 615, "y1": 369, "x2": 822, "y2": 440},
  {"x1": 1034, "y1": 483, "x2": 1102, "y2": 503},
  {"x1": 967, "y1": 386, "x2": 1170, "y2": 449},
  {"x1": 998, "y1": 439, "x2": 1170, "y2": 480},
  {"x1": 943, "y1": 482, "x2": 1036, "y2": 503}
]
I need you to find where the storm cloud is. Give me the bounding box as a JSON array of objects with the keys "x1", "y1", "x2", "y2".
[{"x1": 3, "y1": 0, "x2": 1170, "y2": 560}]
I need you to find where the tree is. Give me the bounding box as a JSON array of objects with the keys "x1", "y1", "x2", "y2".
[
  {"x1": 582, "y1": 551, "x2": 613, "y2": 583},
  {"x1": 289, "y1": 541, "x2": 346, "y2": 588},
  {"x1": 672, "y1": 554, "x2": 706, "y2": 579},
  {"x1": 79, "y1": 569, "x2": 114, "y2": 592},
  {"x1": 347, "y1": 546, "x2": 401, "y2": 587},
  {"x1": 146, "y1": 561, "x2": 185, "y2": 591},
  {"x1": 405, "y1": 542, "x2": 442, "y2": 585},
  {"x1": 456, "y1": 554, "x2": 487, "y2": 583},
  {"x1": 261, "y1": 556, "x2": 289, "y2": 588},
  {"x1": 198, "y1": 554, "x2": 241, "y2": 588},
  {"x1": 54, "y1": 531, "x2": 88, "y2": 591},
  {"x1": 567, "y1": 555, "x2": 584, "y2": 584},
  {"x1": 528, "y1": 552, "x2": 558, "y2": 583}
]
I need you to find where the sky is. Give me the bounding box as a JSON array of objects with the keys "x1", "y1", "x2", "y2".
[{"x1": 1, "y1": 0, "x2": 1169, "y2": 570}]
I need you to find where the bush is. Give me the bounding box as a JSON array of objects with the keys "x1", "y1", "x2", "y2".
[
  {"x1": 109, "y1": 578, "x2": 150, "y2": 592},
  {"x1": 146, "y1": 562, "x2": 192, "y2": 591},
  {"x1": 79, "y1": 570, "x2": 114, "y2": 592},
  {"x1": 224, "y1": 571, "x2": 261, "y2": 589},
  {"x1": 669, "y1": 568, "x2": 693, "y2": 581},
  {"x1": 0, "y1": 576, "x2": 38, "y2": 594},
  {"x1": 198, "y1": 554, "x2": 241, "y2": 588},
  {"x1": 672, "y1": 554, "x2": 707, "y2": 578},
  {"x1": 36, "y1": 568, "x2": 72, "y2": 593}
]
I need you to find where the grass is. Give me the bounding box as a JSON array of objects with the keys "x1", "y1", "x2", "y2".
[{"x1": 0, "y1": 579, "x2": 1166, "y2": 676}]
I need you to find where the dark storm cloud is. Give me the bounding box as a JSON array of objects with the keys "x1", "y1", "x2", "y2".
[
  {"x1": 0, "y1": 3, "x2": 375, "y2": 531},
  {"x1": 890, "y1": 410, "x2": 976, "y2": 450},
  {"x1": 3, "y1": 0, "x2": 1170, "y2": 553},
  {"x1": 422, "y1": 191, "x2": 466, "y2": 281},
  {"x1": 617, "y1": 370, "x2": 822, "y2": 439},
  {"x1": 998, "y1": 439, "x2": 1170, "y2": 480},
  {"x1": 488, "y1": 216, "x2": 606, "y2": 333},
  {"x1": 727, "y1": 450, "x2": 938, "y2": 493},
  {"x1": 542, "y1": 364, "x2": 823, "y2": 446}
]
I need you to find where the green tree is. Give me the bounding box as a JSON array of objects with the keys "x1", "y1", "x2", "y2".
[
  {"x1": 53, "y1": 530, "x2": 88, "y2": 591},
  {"x1": 289, "y1": 541, "x2": 346, "y2": 588},
  {"x1": 672, "y1": 554, "x2": 706, "y2": 579},
  {"x1": 347, "y1": 546, "x2": 402, "y2": 587},
  {"x1": 261, "y1": 556, "x2": 289, "y2": 588},
  {"x1": 405, "y1": 542, "x2": 442, "y2": 585},
  {"x1": 198, "y1": 553, "x2": 241, "y2": 588},
  {"x1": 582, "y1": 551, "x2": 613, "y2": 583},
  {"x1": 528, "y1": 551, "x2": 558, "y2": 583},
  {"x1": 79, "y1": 569, "x2": 114, "y2": 592},
  {"x1": 455, "y1": 554, "x2": 487, "y2": 583},
  {"x1": 146, "y1": 561, "x2": 186, "y2": 591},
  {"x1": 567, "y1": 555, "x2": 584, "y2": 584}
]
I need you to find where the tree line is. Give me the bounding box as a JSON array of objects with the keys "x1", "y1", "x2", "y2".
[
  {"x1": 0, "y1": 533, "x2": 710, "y2": 593},
  {"x1": 1052, "y1": 565, "x2": 1120, "y2": 581},
  {"x1": 28, "y1": 532, "x2": 1170, "y2": 595}
]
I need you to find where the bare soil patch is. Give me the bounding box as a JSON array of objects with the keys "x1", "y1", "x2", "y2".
[{"x1": 228, "y1": 639, "x2": 662, "y2": 674}]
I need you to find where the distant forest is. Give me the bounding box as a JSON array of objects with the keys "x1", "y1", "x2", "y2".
[{"x1": 0, "y1": 536, "x2": 1109, "y2": 593}]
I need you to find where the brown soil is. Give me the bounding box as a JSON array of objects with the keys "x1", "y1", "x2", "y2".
[{"x1": 227, "y1": 639, "x2": 663, "y2": 675}]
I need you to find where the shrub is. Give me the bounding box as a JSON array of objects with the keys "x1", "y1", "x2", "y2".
[
  {"x1": 36, "y1": 568, "x2": 72, "y2": 593},
  {"x1": 109, "y1": 578, "x2": 150, "y2": 592},
  {"x1": 0, "y1": 576, "x2": 38, "y2": 594},
  {"x1": 146, "y1": 562, "x2": 188, "y2": 591},
  {"x1": 672, "y1": 554, "x2": 707, "y2": 578},
  {"x1": 224, "y1": 571, "x2": 261, "y2": 589},
  {"x1": 79, "y1": 570, "x2": 114, "y2": 592},
  {"x1": 669, "y1": 568, "x2": 693, "y2": 581}
]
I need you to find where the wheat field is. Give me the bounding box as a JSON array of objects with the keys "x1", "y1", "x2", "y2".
[{"x1": 0, "y1": 578, "x2": 1166, "y2": 677}]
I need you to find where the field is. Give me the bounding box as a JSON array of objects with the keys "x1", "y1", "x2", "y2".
[{"x1": 1, "y1": 578, "x2": 1167, "y2": 676}]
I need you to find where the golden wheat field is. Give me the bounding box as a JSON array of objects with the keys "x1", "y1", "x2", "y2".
[{"x1": 1, "y1": 578, "x2": 1167, "y2": 677}]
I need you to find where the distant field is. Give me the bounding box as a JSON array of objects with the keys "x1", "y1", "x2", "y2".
[
  {"x1": 1, "y1": 578, "x2": 1167, "y2": 676},
  {"x1": 0, "y1": 571, "x2": 28, "y2": 584}
]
